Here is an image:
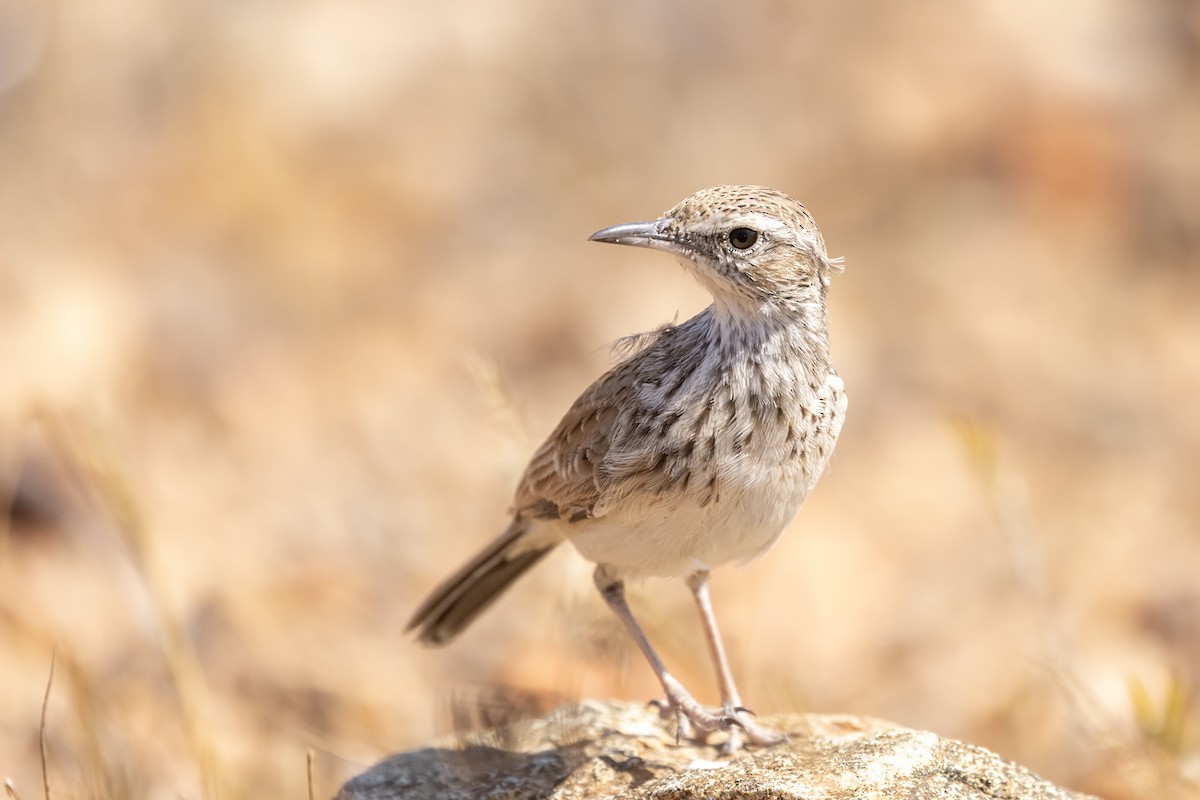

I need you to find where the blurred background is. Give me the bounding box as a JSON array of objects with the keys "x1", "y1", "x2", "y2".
[{"x1": 1, "y1": 1, "x2": 1198, "y2": 797}]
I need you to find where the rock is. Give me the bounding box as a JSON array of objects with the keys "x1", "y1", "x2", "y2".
[{"x1": 336, "y1": 700, "x2": 1099, "y2": 800}]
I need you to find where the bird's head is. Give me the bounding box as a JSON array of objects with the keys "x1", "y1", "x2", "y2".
[{"x1": 589, "y1": 185, "x2": 842, "y2": 318}]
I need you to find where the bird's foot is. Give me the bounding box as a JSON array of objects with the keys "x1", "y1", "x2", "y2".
[
  {"x1": 648, "y1": 693, "x2": 786, "y2": 754},
  {"x1": 652, "y1": 675, "x2": 743, "y2": 743},
  {"x1": 719, "y1": 709, "x2": 787, "y2": 753}
]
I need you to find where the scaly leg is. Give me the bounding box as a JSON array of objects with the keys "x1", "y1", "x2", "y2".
[
  {"x1": 594, "y1": 566, "x2": 740, "y2": 739},
  {"x1": 687, "y1": 570, "x2": 787, "y2": 752}
]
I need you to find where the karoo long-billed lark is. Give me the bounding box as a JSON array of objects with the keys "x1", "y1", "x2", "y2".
[{"x1": 407, "y1": 185, "x2": 847, "y2": 753}]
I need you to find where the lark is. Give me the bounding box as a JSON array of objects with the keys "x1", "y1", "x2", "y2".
[{"x1": 407, "y1": 186, "x2": 847, "y2": 752}]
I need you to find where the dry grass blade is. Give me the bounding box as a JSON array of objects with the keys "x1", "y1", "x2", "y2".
[
  {"x1": 1129, "y1": 673, "x2": 1193, "y2": 756},
  {"x1": 306, "y1": 749, "x2": 315, "y2": 800},
  {"x1": 39, "y1": 648, "x2": 55, "y2": 800},
  {"x1": 37, "y1": 411, "x2": 221, "y2": 800},
  {"x1": 461, "y1": 351, "x2": 534, "y2": 459}
]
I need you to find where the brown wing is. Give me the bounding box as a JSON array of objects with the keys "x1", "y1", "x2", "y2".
[
  {"x1": 512, "y1": 360, "x2": 637, "y2": 522},
  {"x1": 511, "y1": 316, "x2": 712, "y2": 523}
]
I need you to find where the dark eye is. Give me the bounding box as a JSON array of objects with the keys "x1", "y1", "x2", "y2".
[{"x1": 728, "y1": 228, "x2": 758, "y2": 250}]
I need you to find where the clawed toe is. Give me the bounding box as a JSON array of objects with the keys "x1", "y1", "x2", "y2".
[
  {"x1": 718, "y1": 707, "x2": 787, "y2": 752},
  {"x1": 656, "y1": 677, "x2": 745, "y2": 737},
  {"x1": 649, "y1": 677, "x2": 787, "y2": 752},
  {"x1": 646, "y1": 698, "x2": 672, "y2": 719},
  {"x1": 736, "y1": 713, "x2": 788, "y2": 747}
]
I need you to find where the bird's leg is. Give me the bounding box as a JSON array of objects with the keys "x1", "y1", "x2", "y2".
[
  {"x1": 594, "y1": 566, "x2": 740, "y2": 739},
  {"x1": 687, "y1": 570, "x2": 787, "y2": 752}
]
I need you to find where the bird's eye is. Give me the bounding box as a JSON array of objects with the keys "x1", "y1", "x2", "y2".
[{"x1": 728, "y1": 228, "x2": 758, "y2": 250}]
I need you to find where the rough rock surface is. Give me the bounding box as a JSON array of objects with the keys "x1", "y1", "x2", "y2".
[{"x1": 337, "y1": 700, "x2": 1099, "y2": 800}]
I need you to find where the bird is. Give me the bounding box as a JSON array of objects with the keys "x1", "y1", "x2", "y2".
[{"x1": 407, "y1": 185, "x2": 847, "y2": 753}]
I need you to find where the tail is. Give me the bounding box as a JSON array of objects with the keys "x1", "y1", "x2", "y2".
[{"x1": 406, "y1": 521, "x2": 558, "y2": 646}]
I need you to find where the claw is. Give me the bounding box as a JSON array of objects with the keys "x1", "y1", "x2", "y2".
[
  {"x1": 648, "y1": 676, "x2": 786, "y2": 752},
  {"x1": 736, "y1": 713, "x2": 789, "y2": 748},
  {"x1": 717, "y1": 713, "x2": 745, "y2": 731}
]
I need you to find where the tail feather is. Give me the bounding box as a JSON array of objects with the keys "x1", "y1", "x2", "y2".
[{"x1": 407, "y1": 522, "x2": 556, "y2": 646}]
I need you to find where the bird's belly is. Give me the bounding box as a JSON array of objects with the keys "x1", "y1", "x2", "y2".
[
  {"x1": 563, "y1": 371, "x2": 845, "y2": 580},
  {"x1": 566, "y1": 470, "x2": 810, "y2": 579}
]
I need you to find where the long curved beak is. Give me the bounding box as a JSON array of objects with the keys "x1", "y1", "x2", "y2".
[{"x1": 588, "y1": 218, "x2": 685, "y2": 254}]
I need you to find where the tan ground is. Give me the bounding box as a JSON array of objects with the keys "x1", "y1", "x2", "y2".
[{"x1": 1, "y1": 3, "x2": 1197, "y2": 799}]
